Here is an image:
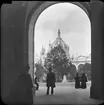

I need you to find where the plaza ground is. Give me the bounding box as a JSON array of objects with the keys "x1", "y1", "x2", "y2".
[{"x1": 34, "y1": 81, "x2": 103, "y2": 104}]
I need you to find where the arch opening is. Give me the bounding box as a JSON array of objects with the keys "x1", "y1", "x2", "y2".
[{"x1": 27, "y1": 1, "x2": 91, "y2": 104}]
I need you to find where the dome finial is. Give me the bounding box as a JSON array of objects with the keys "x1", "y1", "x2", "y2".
[
  {"x1": 49, "y1": 40, "x2": 51, "y2": 45},
  {"x1": 58, "y1": 29, "x2": 60, "y2": 38},
  {"x1": 49, "y1": 40, "x2": 52, "y2": 47}
]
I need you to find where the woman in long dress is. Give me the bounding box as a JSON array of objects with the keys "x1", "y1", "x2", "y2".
[
  {"x1": 75, "y1": 72, "x2": 80, "y2": 89},
  {"x1": 80, "y1": 73, "x2": 87, "y2": 89}
]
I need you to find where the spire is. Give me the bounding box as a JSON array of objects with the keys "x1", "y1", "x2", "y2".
[
  {"x1": 58, "y1": 29, "x2": 61, "y2": 38},
  {"x1": 49, "y1": 40, "x2": 52, "y2": 48},
  {"x1": 40, "y1": 45, "x2": 45, "y2": 56},
  {"x1": 49, "y1": 40, "x2": 51, "y2": 46}
]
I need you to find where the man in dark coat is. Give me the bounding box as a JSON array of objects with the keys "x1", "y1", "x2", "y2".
[
  {"x1": 46, "y1": 67, "x2": 56, "y2": 95},
  {"x1": 80, "y1": 73, "x2": 87, "y2": 89},
  {"x1": 75, "y1": 72, "x2": 80, "y2": 89}
]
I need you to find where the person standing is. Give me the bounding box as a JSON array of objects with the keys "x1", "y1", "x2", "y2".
[
  {"x1": 46, "y1": 67, "x2": 56, "y2": 95},
  {"x1": 34, "y1": 76, "x2": 39, "y2": 90},
  {"x1": 80, "y1": 73, "x2": 87, "y2": 89},
  {"x1": 75, "y1": 72, "x2": 80, "y2": 89}
]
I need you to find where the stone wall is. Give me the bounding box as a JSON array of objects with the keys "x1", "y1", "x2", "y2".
[
  {"x1": 1, "y1": 2, "x2": 28, "y2": 100},
  {"x1": 90, "y1": 1, "x2": 104, "y2": 100}
]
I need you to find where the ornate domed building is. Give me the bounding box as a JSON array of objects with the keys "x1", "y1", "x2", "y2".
[
  {"x1": 48, "y1": 29, "x2": 70, "y2": 60},
  {"x1": 40, "y1": 29, "x2": 91, "y2": 82}
]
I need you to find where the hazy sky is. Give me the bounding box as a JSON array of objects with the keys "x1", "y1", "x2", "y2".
[{"x1": 34, "y1": 3, "x2": 91, "y2": 61}]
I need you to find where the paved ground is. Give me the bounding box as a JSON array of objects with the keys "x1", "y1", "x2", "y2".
[{"x1": 34, "y1": 81, "x2": 103, "y2": 104}]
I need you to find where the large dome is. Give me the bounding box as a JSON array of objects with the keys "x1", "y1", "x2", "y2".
[{"x1": 49, "y1": 29, "x2": 70, "y2": 58}]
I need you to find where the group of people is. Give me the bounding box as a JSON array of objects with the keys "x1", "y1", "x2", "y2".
[
  {"x1": 34, "y1": 67, "x2": 88, "y2": 96},
  {"x1": 5, "y1": 65, "x2": 88, "y2": 104},
  {"x1": 45, "y1": 67, "x2": 88, "y2": 95},
  {"x1": 75, "y1": 72, "x2": 88, "y2": 89}
]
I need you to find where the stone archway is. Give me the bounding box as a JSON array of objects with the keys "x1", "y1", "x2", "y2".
[
  {"x1": 2, "y1": 1, "x2": 104, "y2": 103},
  {"x1": 25, "y1": 0, "x2": 91, "y2": 90},
  {"x1": 24, "y1": 1, "x2": 104, "y2": 101},
  {"x1": 24, "y1": 2, "x2": 91, "y2": 104},
  {"x1": 25, "y1": 1, "x2": 90, "y2": 81}
]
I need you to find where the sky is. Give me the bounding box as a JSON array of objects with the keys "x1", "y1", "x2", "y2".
[{"x1": 34, "y1": 3, "x2": 91, "y2": 62}]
